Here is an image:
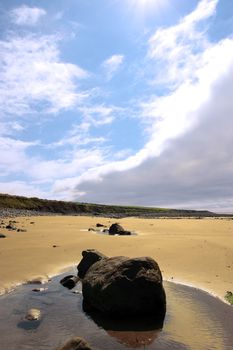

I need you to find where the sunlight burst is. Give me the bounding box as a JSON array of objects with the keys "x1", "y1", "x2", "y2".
[{"x1": 128, "y1": 0, "x2": 168, "y2": 12}]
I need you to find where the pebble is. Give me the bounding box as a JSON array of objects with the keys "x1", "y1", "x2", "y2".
[
  {"x1": 32, "y1": 287, "x2": 48, "y2": 292},
  {"x1": 25, "y1": 308, "x2": 41, "y2": 321}
]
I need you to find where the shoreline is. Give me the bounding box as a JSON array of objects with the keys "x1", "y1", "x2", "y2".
[
  {"x1": 0, "y1": 215, "x2": 233, "y2": 305},
  {"x1": 0, "y1": 265, "x2": 229, "y2": 308}
]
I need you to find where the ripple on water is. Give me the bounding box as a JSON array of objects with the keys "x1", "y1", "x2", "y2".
[{"x1": 0, "y1": 272, "x2": 233, "y2": 350}]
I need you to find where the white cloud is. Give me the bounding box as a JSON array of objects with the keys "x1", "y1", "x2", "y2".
[
  {"x1": 148, "y1": 0, "x2": 218, "y2": 87},
  {"x1": 0, "y1": 34, "x2": 88, "y2": 117},
  {"x1": 78, "y1": 105, "x2": 115, "y2": 126},
  {"x1": 68, "y1": 61, "x2": 233, "y2": 211},
  {"x1": 57, "y1": 0, "x2": 233, "y2": 212},
  {"x1": 0, "y1": 137, "x2": 37, "y2": 175},
  {"x1": 102, "y1": 54, "x2": 124, "y2": 80},
  {"x1": 10, "y1": 5, "x2": 46, "y2": 26},
  {"x1": 0, "y1": 181, "x2": 48, "y2": 199}
]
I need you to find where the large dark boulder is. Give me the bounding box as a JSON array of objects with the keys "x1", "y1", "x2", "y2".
[
  {"x1": 77, "y1": 249, "x2": 107, "y2": 279},
  {"x1": 57, "y1": 337, "x2": 95, "y2": 350},
  {"x1": 109, "y1": 223, "x2": 131, "y2": 235},
  {"x1": 79, "y1": 251, "x2": 166, "y2": 317}
]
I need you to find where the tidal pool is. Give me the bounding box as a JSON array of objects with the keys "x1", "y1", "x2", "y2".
[{"x1": 0, "y1": 271, "x2": 232, "y2": 350}]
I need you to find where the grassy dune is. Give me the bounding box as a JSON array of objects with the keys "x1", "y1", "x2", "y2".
[{"x1": 0, "y1": 193, "x2": 221, "y2": 217}]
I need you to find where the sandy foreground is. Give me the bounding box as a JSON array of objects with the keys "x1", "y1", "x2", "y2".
[{"x1": 0, "y1": 215, "x2": 233, "y2": 301}]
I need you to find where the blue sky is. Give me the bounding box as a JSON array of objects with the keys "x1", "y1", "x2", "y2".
[{"x1": 0, "y1": 0, "x2": 233, "y2": 212}]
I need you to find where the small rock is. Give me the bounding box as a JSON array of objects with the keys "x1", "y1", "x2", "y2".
[
  {"x1": 30, "y1": 222, "x2": 35, "y2": 224},
  {"x1": 60, "y1": 275, "x2": 79, "y2": 289},
  {"x1": 88, "y1": 228, "x2": 95, "y2": 232},
  {"x1": 25, "y1": 308, "x2": 41, "y2": 321},
  {"x1": 0, "y1": 233, "x2": 6, "y2": 238},
  {"x1": 32, "y1": 287, "x2": 47, "y2": 292},
  {"x1": 57, "y1": 337, "x2": 94, "y2": 350},
  {"x1": 109, "y1": 223, "x2": 131, "y2": 236},
  {"x1": 6, "y1": 223, "x2": 17, "y2": 230},
  {"x1": 96, "y1": 223, "x2": 105, "y2": 227},
  {"x1": 27, "y1": 276, "x2": 48, "y2": 284},
  {"x1": 72, "y1": 290, "x2": 82, "y2": 294},
  {"x1": 17, "y1": 228, "x2": 27, "y2": 232}
]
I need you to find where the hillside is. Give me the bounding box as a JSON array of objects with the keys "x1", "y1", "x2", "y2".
[{"x1": 0, "y1": 193, "x2": 223, "y2": 218}]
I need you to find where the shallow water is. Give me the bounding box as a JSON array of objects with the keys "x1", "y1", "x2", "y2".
[{"x1": 0, "y1": 271, "x2": 232, "y2": 350}]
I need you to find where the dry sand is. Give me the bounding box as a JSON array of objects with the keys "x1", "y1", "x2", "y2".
[{"x1": 0, "y1": 215, "x2": 233, "y2": 301}]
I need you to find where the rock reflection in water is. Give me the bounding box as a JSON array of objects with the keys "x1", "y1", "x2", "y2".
[
  {"x1": 1, "y1": 272, "x2": 233, "y2": 350},
  {"x1": 84, "y1": 308, "x2": 166, "y2": 348}
]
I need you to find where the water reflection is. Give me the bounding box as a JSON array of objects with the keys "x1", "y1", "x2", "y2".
[
  {"x1": 84, "y1": 308, "x2": 165, "y2": 347},
  {"x1": 0, "y1": 273, "x2": 233, "y2": 350}
]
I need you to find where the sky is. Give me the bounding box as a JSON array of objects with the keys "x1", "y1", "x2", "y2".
[{"x1": 0, "y1": 0, "x2": 233, "y2": 213}]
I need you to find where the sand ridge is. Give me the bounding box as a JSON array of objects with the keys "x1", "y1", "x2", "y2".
[{"x1": 0, "y1": 215, "x2": 233, "y2": 301}]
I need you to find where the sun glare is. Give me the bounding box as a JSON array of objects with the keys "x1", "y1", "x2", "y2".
[{"x1": 129, "y1": 0, "x2": 167, "y2": 10}]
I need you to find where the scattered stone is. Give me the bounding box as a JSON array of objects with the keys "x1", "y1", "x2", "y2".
[
  {"x1": 77, "y1": 249, "x2": 107, "y2": 279},
  {"x1": 30, "y1": 222, "x2": 35, "y2": 224},
  {"x1": 26, "y1": 276, "x2": 48, "y2": 284},
  {"x1": 53, "y1": 245, "x2": 58, "y2": 248},
  {"x1": 17, "y1": 228, "x2": 27, "y2": 232},
  {"x1": 109, "y1": 223, "x2": 131, "y2": 235},
  {"x1": 96, "y1": 223, "x2": 105, "y2": 227},
  {"x1": 6, "y1": 223, "x2": 17, "y2": 230},
  {"x1": 72, "y1": 290, "x2": 82, "y2": 294},
  {"x1": 109, "y1": 223, "x2": 124, "y2": 234},
  {"x1": 25, "y1": 308, "x2": 41, "y2": 321},
  {"x1": 79, "y1": 250, "x2": 166, "y2": 317},
  {"x1": 0, "y1": 233, "x2": 6, "y2": 238},
  {"x1": 88, "y1": 228, "x2": 95, "y2": 232},
  {"x1": 60, "y1": 275, "x2": 80, "y2": 289},
  {"x1": 57, "y1": 337, "x2": 95, "y2": 350},
  {"x1": 32, "y1": 287, "x2": 48, "y2": 292}
]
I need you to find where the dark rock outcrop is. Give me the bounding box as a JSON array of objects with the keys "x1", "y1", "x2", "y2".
[
  {"x1": 60, "y1": 275, "x2": 79, "y2": 290},
  {"x1": 109, "y1": 223, "x2": 131, "y2": 235},
  {"x1": 77, "y1": 249, "x2": 107, "y2": 279},
  {"x1": 57, "y1": 337, "x2": 94, "y2": 350},
  {"x1": 78, "y1": 250, "x2": 166, "y2": 317}
]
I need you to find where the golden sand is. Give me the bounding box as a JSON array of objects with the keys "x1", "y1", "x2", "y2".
[{"x1": 0, "y1": 215, "x2": 233, "y2": 301}]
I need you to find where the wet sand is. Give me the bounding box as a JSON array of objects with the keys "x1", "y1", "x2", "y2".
[{"x1": 0, "y1": 216, "x2": 233, "y2": 301}]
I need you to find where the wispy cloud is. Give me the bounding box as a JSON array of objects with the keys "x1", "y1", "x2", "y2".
[
  {"x1": 148, "y1": 0, "x2": 218, "y2": 87},
  {"x1": 0, "y1": 34, "x2": 88, "y2": 117},
  {"x1": 10, "y1": 5, "x2": 47, "y2": 26},
  {"x1": 102, "y1": 54, "x2": 124, "y2": 80}
]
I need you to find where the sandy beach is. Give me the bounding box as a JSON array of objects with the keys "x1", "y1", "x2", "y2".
[{"x1": 0, "y1": 215, "x2": 233, "y2": 301}]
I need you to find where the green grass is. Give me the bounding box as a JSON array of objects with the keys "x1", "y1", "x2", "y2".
[
  {"x1": 225, "y1": 291, "x2": 233, "y2": 305},
  {"x1": 0, "y1": 193, "x2": 219, "y2": 218}
]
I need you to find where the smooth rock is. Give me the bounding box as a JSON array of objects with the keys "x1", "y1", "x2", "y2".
[
  {"x1": 60, "y1": 275, "x2": 79, "y2": 289},
  {"x1": 32, "y1": 287, "x2": 48, "y2": 292},
  {"x1": 25, "y1": 308, "x2": 41, "y2": 321},
  {"x1": 109, "y1": 223, "x2": 131, "y2": 235},
  {"x1": 57, "y1": 337, "x2": 94, "y2": 350},
  {"x1": 96, "y1": 223, "x2": 105, "y2": 227}
]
